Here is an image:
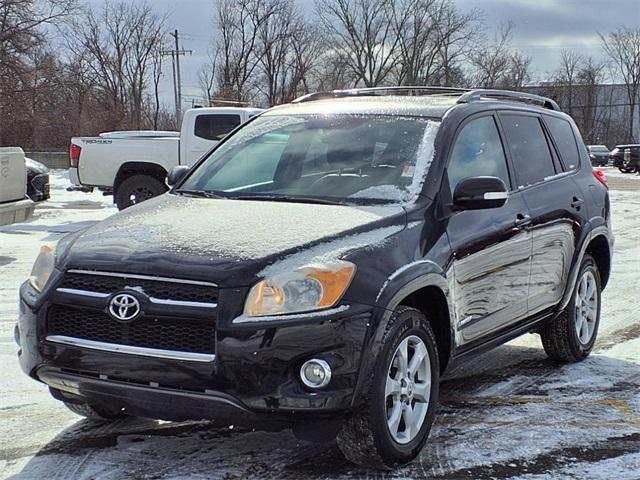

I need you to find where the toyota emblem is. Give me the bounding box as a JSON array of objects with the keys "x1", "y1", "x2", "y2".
[{"x1": 108, "y1": 293, "x2": 141, "y2": 322}]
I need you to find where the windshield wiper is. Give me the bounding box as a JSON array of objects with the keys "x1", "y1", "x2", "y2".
[
  {"x1": 233, "y1": 194, "x2": 343, "y2": 205},
  {"x1": 176, "y1": 189, "x2": 227, "y2": 199}
]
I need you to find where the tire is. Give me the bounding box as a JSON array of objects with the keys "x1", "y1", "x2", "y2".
[
  {"x1": 336, "y1": 306, "x2": 439, "y2": 469},
  {"x1": 540, "y1": 254, "x2": 601, "y2": 363},
  {"x1": 64, "y1": 401, "x2": 126, "y2": 421},
  {"x1": 115, "y1": 174, "x2": 168, "y2": 210}
]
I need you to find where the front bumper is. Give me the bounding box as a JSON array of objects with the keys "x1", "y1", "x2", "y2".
[{"x1": 17, "y1": 281, "x2": 377, "y2": 422}]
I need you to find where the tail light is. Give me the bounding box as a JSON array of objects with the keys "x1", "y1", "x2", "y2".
[
  {"x1": 69, "y1": 143, "x2": 81, "y2": 168},
  {"x1": 593, "y1": 168, "x2": 608, "y2": 189}
]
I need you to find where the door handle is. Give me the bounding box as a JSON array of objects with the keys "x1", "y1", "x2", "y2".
[
  {"x1": 514, "y1": 213, "x2": 531, "y2": 228},
  {"x1": 571, "y1": 196, "x2": 584, "y2": 209}
]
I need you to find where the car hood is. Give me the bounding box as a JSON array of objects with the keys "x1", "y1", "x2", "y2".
[
  {"x1": 59, "y1": 193, "x2": 407, "y2": 286},
  {"x1": 25, "y1": 157, "x2": 49, "y2": 174}
]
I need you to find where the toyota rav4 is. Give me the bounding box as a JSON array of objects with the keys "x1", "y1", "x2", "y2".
[{"x1": 16, "y1": 87, "x2": 613, "y2": 469}]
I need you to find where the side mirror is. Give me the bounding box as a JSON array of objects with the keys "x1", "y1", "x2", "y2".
[
  {"x1": 453, "y1": 176, "x2": 508, "y2": 210},
  {"x1": 167, "y1": 165, "x2": 190, "y2": 187}
]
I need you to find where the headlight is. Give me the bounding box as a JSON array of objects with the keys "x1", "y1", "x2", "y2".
[
  {"x1": 243, "y1": 261, "x2": 356, "y2": 317},
  {"x1": 29, "y1": 245, "x2": 55, "y2": 292}
]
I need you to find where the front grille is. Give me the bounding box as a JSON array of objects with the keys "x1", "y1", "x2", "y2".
[
  {"x1": 47, "y1": 305, "x2": 215, "y2": 354},
  {"x1": 31, "y1": 174, "x2": 49, "y2": 192},
  {"x1": 60, "y1": 272, "x2": 218, "y2": 303}
]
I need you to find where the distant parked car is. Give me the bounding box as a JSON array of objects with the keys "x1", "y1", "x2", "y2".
[
  {"x1": 25, "y1": 157, "x2": 50, "y2": 202},
  {"x1": 609, "y1": 144, "x2": 640, "y2": 173},
  {"x1": 587, "y1": 145, "x2": 610, "y2": 166}
]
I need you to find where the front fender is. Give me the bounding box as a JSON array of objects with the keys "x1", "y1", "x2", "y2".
[{"x1": 351, "y1": 263, "x2": 453, "y2": 406}]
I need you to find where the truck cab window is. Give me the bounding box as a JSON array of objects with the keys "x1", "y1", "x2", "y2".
[{"x1": 195, "y1": 114, "x2": 242, "y2": 141}]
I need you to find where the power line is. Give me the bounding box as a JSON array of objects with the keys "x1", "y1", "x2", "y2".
[{"x1": 161, "y1": 30, "x2": 192, "y2": 123}]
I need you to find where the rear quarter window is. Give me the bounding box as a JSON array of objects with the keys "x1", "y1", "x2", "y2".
[{"x1": 544, "y1": 115, "x2": 581, "y2": 171}]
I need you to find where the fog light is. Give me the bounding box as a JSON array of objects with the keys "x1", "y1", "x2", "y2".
[{"x1": 300, "y1": 359, "x2": 331, "y2": 389}]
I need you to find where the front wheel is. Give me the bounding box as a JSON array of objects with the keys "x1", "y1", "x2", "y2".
[
  {"x1": 115, "y1": 174, "x2": 168, "y2": 210},
  {"x1": 540, "y1": 254, "x2": 601, "y2": 362},
  {"x1": 337, "y1": 306, "x2": 439, "y2": 469}
]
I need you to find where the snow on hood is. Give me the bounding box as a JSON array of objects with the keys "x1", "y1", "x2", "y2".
[{"x1": 69, "y1": 194, "x2": 406, "y2": 276}]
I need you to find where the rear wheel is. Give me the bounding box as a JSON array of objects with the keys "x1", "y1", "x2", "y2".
[
  {"x1": 336, "y1": 306, "x2": 439, "y2": 469},
  {"x1": 64, "y1": 401, "x2": 126, "y2": 421},
  {"x1": 540, "y1": 254, "x2": 601, "y2": 362},
  {"x1": 115, "y1": 174, "x2": 168, "y2": 210}
]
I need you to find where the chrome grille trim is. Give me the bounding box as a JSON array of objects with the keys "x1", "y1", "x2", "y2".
[
  {"x1": 148, "y1": 297, "x2": 217, "y2": 308},
  {"x1": 46, "y1": 335, "x2": 216, "y2": 363},
  {"x1": 66, "y1": 269, "x2": 218, "y2": 287},
  {"x1": 55, "y1": 288, "x2": 217, "y2": 308},
  {"x1": 56, "y1": 288, "x2": 110, "y2": 298}
]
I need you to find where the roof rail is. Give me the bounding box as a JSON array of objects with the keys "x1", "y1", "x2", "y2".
[
  {"x1": 292, "y1": 86, "x2": 470, "y2": 103},
  {"x1": 457, "y1": 89, "x2": 561, "y2": 111}
]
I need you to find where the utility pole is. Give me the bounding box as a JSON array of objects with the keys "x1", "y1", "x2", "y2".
[{"x1": 162, "y1": 30, "x2": 192, "y2": 125}]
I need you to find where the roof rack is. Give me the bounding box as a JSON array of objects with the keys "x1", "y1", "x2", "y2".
[
  {"x1": 291, "y1": 86, "x2": 562, "y2": 112},
  {"x1": 457, "y1": 89, "x2": 561, "y2": 111},
  {"x1": 292, "y1": 86, "x2": 469, "y2": 103}
]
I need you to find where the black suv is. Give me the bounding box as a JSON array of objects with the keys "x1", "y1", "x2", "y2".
[{"x1": 17, "y1": 87, "x2": 613, "y2": 469}]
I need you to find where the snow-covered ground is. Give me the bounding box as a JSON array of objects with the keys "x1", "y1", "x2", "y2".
[{"x1": 0, "y1": 171, "x2": 638, "y2": 479}]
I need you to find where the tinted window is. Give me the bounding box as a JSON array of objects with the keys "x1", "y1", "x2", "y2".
[
  {"x1": 501, "y1": 115, "x2": 556, "y2": 188},
  {"x1": 448, "y1": 116, "x2": 510, "y2": 192},
  {"x1": 545, "y1": 116, "x2": 580, "y2": 170},
  {"x1": 194, "y1": 114, "x2": 241, "y2": 141}
]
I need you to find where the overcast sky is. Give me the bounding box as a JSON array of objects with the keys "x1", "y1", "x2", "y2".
[{"x1": 88, "y1": 0, "x2": 639, "y2": 108}]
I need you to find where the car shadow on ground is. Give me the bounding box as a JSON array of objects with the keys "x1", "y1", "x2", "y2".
[{"x1": 10, "y1": 343, "x2": 640, "y2": 480}]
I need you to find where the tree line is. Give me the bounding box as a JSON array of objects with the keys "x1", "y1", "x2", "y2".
[{"x1": 1, "y1": 0, "x2": 639, "y2": 150}]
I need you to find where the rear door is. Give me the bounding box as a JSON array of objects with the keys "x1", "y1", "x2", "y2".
[
  {"x1": 445, "y1": 114, "x2": 532, "y2": 345},
  {"x1": 187, "y1": 113, "x2": 242, "y2": 165},
  {"x1": 499, "y1": 112, "x2": 582, "y2": 317}
]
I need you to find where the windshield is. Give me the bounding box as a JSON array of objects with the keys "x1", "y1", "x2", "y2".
[
  {"x1": 179, "y1": 114, "x2": 440, "y2": 204},
  {"x1": 590, "y1": 146, "x2": 609, "y2": 153}
]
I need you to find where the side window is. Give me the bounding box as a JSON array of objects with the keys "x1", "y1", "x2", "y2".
[
  {"x1": 194, "y1": 114, "x2": 242, "y2": 141},
  {"x1": 544, "y1": 115, "x2": 580, "y2": 170},
  {"x1": 448, "y1": 116, "x2": 510, "y2": 193},
  {"x1": 501, "y1": 114, "x2": 556, "y2": 188}
]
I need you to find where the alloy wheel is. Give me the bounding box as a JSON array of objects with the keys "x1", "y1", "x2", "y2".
[
  {"x1": 385, "y1": 335, "x2": 431, "y2": 444},
  {"x1": 574, "y1": 270, "x2": 598, "y2": 344}
]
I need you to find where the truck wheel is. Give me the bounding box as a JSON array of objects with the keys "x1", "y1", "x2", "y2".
[
  {"x1": 64, "y1": 401, "x2": 126, "y2": 421},
  {"x1": 115, "y1": 174, "x2": 167, "y2": 210},
  {"x1": 336, "y1": 306, "x2": 439, "y2": 469},
  {"x1": 540, "y1": 254, "x2": 601, "y2": 363}
]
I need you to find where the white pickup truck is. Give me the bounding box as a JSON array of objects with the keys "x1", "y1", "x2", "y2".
[{"x1": 69, "y1": 107, "x2": 263, "y2": 209}]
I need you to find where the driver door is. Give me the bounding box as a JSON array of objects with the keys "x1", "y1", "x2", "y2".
[{"x1": 445, "y1": 114, "x2": 532, "y2": 346}]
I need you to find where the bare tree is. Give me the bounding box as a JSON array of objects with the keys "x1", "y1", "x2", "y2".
[
  {"x1": 198, "y1": 49, "x2": 218, "y2": 106},
  {"x1": 316, "y1": 0, "x2": 407, "y2": 87},
  {"x1": 287, "y1": 22, "x2": 325, "y2": 98},
  {"x1": 433, "y1": 0, "x2": 482, "y2": 86},
  {"x1": 256, "y1": 0, "x2": 295, "y2": 105},
  {"x1": 469, "y1": 22, "x2": 513, "y2": 88},
  {"x1": 215, "y1": 0, "x2": 280, "y2": 102},
  {"x1": 67, "y1": 1, "x2": 167, "y2": 130},
  {"x1": 600, "y1": 26, "x2": 640, "y2": 142},
  {"x1": 0, "y1": 0, "x2": 77, "y2": 76}
]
